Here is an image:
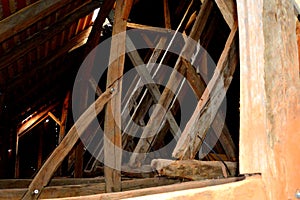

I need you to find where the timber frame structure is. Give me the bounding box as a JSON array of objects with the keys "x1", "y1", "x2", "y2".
[{"x1": 0, "y1": 0, "x2": 299, "y2": 199}]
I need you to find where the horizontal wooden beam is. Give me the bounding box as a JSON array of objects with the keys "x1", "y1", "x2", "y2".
[
  {"x1": 102, "y1": 176, "x2": 265, "y2": 200},
  {"x1": 0, "y1": 0, "x2": 90, "y2": 44},
  {"x1": 47, "y1": 176, "x2": 246, "y2": 200},
  {"x1": 127, "y1": 23, "x2": 170, "y2": 33},
  {"x1": 0, "y1": 177, "x2": 181, "y2": 199}
]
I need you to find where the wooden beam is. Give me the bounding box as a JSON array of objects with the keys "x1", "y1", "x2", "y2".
[
  {"x1": 0, "y1": 0, "x2": 84, "y2": 44},
  {"x1": 99, "y1": 176, "x2": 265, "y2": 200},
  {"x1": 0, "y1": 1, "x2": 100, "y2": 71},
  {"x1": 59, "y1": 92, "x2": 70, "y2": 143},
  {"x1": 127, "y1": 23, "x2": 170, "y2": 34},
  {"x1": 21, "y1": 88, "x2": 115, "y2": 199},
  {"x1": 152, "y1": 159, "x2": 237, "y2": 180},
  {"x1": 48, "y1": 112, "x2": 61, "y2": 126},
  {"x1": 126, "y1": 36, "x2": 181, "y2": 140},
  {"x1": 214, "y1": 0, "x2": 237, "y2": 29},
  {"x1": 172, "y1": 23, "x2": 238, "y2": 160},
  {"x1": 128, "y1": 0, "x2": 214, "y2": 168},
  {"x1": 163, "y1": 0, "x2": 172, "y2": 29},
  {"x1": 0, "y1": 177, "x2": 181, "y2": 199},
  {"x1": 103, "y1": 0, "x2": 133, "y2": 193},
  {"x1": 17, "y1": 102, "x2": 59, "y2": 137},
  {"x1": 47, "y1": 176, "x2": 246, "y2": 200},
  {"x1": 237, "y1": 0, "x2": 300, "y2": 199}
]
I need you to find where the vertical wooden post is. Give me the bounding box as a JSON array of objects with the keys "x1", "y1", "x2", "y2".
[
  {"x1": 104, "y1": 0, "x2": 133, "y2": 192},
  {"x1": 59, "y1": 92, "x2": 70, "y2": 143},
  {"x1": 14, "y1": 135, "x2": 20, "y2": 178},
  {"x1": 37, "y1": 132, "x2": 43, "y2": 169},
  {"x1": 237, "y1": 0, "x2": 300, "y2": 199}
]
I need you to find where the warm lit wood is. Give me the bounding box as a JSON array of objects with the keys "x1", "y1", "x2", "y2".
[
  {"x1": 103, "y1": 0, "x2": 133, "y2": 192},
  {"x1": 214, "y1": 0, "x2": 237, "y2": 29},
  {"x1": 163, "y1": 0, "x2": 171, "y2": 29},
  {"x1": 237, "y1": 0, "x2": 300, "y2": 199},
  {"x1": 43, "y1": 176, "x2": 246, "y2": 200}
]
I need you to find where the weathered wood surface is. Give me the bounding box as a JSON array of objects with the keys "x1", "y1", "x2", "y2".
[
  {"x1": 237, "y1": 0, "x2": 300, "y2": 199},
  {"x1": 0, "y1": 177, "x2": 181, "y2": 199},
  {"x1": 44, "y1": 176, "x2": 245, "y2": 200},
  {"x1": 214, "y1": 0, "x2": 237, "y2": 29},
  {"x1": 128, "y1": 0, "x2": 214, "y2": 168},
  {"x1": 103, "y1": 0, "x2": 133, "y2": 192},
  {"x1": 172, "y1": 23, "x2": 238, "y2": 160},
  {"x1": 151, "y1": 159, "x2": 237, "y2": 180},
  {"x1": 21, "y1": 89, "x2": 115, "y2": 200},
  {"x1": 115, "y1": 176, "x2": 265, "y2": 200}
]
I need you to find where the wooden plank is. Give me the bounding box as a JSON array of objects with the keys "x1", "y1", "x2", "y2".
[
  {"x1": 128, "y1": 0, "x2": 214, "y2": 168},
  {"x1": 0, "y1": 0, "x2": 84, "y2": 43},
  {"x1": 45, "y1": 176, "x2": 246, "y2": 200},
  {"x1": 172, "y1": 23, "x2": 238, "y2": 160},
  {"x1": 151, "y1": 159, "x2": 237, "y2": 180},
  {"x1": 21, "y1": 88, "x2": 115, "y2": 199},
  {"x1": 103, "y1": 0, "x2": 133, "y2": 193},
  {"x1": 237, "y1": 0, "x2": 300, "y2": 199},
  {"x1": 214, "y1": 0, "x2": 237, "y2": 29},
  {"x1": 0, "y1": 1, "x2": 100, "y2": 71}
]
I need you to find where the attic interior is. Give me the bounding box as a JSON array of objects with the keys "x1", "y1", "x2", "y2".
[{"x1": 0, "y1": 0, "x2": 299, "y2": 199}]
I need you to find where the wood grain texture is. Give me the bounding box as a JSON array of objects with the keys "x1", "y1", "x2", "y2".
[
  {"x1": 237, "y1": 0, "x2": 300, "y2": 199},
  {"x1": 214, "y1": 0, "x2": 237, "y2": 29},
  {"x1": 103, "y1": 0, "x2": 133, "y2": 192},
  {"x1": 151, "y1": 159, "x2": 237, "y2": 180}
]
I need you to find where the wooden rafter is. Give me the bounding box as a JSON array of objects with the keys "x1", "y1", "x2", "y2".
[
  {"x1": 128, "y1": 0, "x2": 214, "y2": 168},
  {"x1": 172, "y1": 23, "x2": 238, "y2": 160}
]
